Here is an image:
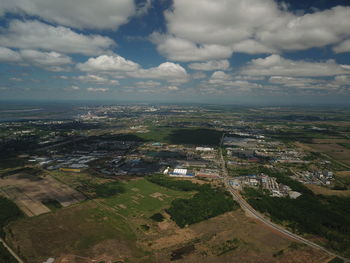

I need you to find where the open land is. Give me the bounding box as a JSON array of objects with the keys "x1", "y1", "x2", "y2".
[
  {"x1": 0, "y1": 170, "x2": 85, "y2": 216},
  {"x1": 304, "y1": 143, "x2": 350, "y2": 166},
  {"x1": 1, "y1": 104, "x2": 350, "y2": 262},
  {"x1": 5, "y1": 179, "x2": 330, "y2": 263}
]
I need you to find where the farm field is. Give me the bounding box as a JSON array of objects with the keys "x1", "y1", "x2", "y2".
[
  {"x1": 304, "y1": 142, "x2": 350, "y2": 166},
  {"x1": 305, "y1": 184, "x2": 350, "y2": 196},
  {"x1": 0, "y1": 171, "x2": 85, "y2": 216}
]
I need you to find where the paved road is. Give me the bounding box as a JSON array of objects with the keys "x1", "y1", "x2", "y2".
[
  {"x1": 0, "y1": 238, "x2": 25, "y2": 263},
  {"x1": 218, "y1": 145, "x2": 349, "y2": 262}
]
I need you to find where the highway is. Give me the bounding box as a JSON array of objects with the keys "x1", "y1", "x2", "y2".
[{"x1": 218, "y1": 145, "x2": 349, "y2": 262}]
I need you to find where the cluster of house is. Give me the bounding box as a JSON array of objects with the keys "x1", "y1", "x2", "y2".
[
  {"x1": 293, "y1": 170, "x2": 333, "y2": 185},
  {"x1": 28, "y1": 152, "x2": 102, "y2": 172},
  {"x1": 224, "y1": 134, "x2": 306, "y2": 164},
  {"x1": 229, "y1": 174, "x2": 302, "y2": 199}
]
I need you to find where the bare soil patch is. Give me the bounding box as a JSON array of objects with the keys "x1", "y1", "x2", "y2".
[
  {"x1": 141, "y1": 209, "x2": 330, "y2": 263},
  {"x1": 336, "y1": 171, "x2": 350, "y2": 178},
  {"x1": 305, "y1": 184, "x2": 350, "y2": 196},
  {"x1": 0, "y1": 173, "x2": 85, "y2": 216},
  {"x1": 304, "y1": 143, "x2": 350, "y2": 165}
]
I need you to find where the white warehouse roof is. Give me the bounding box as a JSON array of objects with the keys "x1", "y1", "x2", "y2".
[{"x1": 173, "y1": 168, "x2": 187, "y2": 175}]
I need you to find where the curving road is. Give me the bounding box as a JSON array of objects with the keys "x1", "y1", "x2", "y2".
[
  {"x1": 224, "y1": 184, "x2": 349, "y2": 262},
  {"x1": 218, "y1": 146, "x2": 349, "y2": 262}
]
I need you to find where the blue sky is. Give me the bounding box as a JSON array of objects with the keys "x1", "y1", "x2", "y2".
[{"x1": 1, "y1": 0, "x2": 350, "y2": 104}]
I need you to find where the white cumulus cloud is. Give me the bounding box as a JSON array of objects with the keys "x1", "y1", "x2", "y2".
[
  {"x1": 0, "y1": 0, "x2": 136, "y2": 30},
  {"x1": 76, "y1": 74, "x2": 119, "y2": 85},
  {"x1": 87, "y1": 87, "x2": 109, "y2": 92},
  {"x1": 20, "y1": 49, "x2": 72, "y2": 66},
  {"x1": 241, "y1": 55, "x2": 350, "y2": 77},
  {"x1": 64, "y1": 85, "x2": 80, "y2": 91},
  {"x1": 154, "y1": 0, "x2": 350, "y2": 61},
  {"x1": 0, "y1": 47, "x2": 72, "y2": 71},
  {"x1": 151, "y1": 33, "x2": 233, "y2": 62},
  {"x1": 135, "y1": 81, "x2": 161, "y2": 88},
  {"x1": 77, "y1": 54, "x2": 139, "y2": 72},
  {"x1": 0, "y1": 46, "x2": 21, "y2": 62},
  {"x1": 333, "y1": 39, "x2": 350, "y2": 53},
  {"x1": 0, "y1": 20, "x2": 115, "y2": 55},
  {"x1": 188, "y1": 60, "x2": 230, "y2": 71},
  {"x1": 128, "y1": 62, "x2": 189, "y2": 83}
]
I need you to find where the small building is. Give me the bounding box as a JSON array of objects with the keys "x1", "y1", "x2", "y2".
[
  {"x1": 169, "y1": 173, "x2": 194, "y2": 178},
  {"x1": 289, "y1": 191, "x2": 302, "y2": 199},
  {"x1": 323, "y1": 171, "x2": 333, "y2": 178},
  {"x1": 249, "y1": 178, "x2": 259, "y2": 186},
  {"x1": 196, "y1": 147, "x2": 214, "y2": 151},
  {"x1": 169, "y1": 168, "x2": 194, "y2": 178},
  {"x1": 173, "y1": 168, "x2": 187, "y2": 175},
  {"x1": 229, "y1": 179, "x2": 241, "y2": 189},
  {"x1": 195, "y1": 169, "x2": 220, "y2": 179}
]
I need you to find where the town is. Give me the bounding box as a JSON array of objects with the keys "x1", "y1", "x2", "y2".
[{"x1": 1, "y1": 104, "x2": 350, "y2": 263}]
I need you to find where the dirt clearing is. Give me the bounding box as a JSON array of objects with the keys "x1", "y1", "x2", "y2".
[{"x1": 0, "y1": 173, "x2": 85, "y2": 216}]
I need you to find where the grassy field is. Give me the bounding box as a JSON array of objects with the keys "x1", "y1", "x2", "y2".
[
  {"x1": 305, "y1": 184, "x2": 350, "y2": 196},
  {"x1": 102, "y1": 178, "x2": 193, "y2": 218},
  {"x1": 133, "y1": 127, "x2": 174, "y2": 143},
  {"x1": 5, "y1": 178, "x2": 193, "y2": 263},
  {"x1": 3, "y1": 176, "x2": 333, "y2": 263},
  {"x1": 301, "y1": 142, "x2": 350, "y2": 168},
  {"x1": 6, "y1": 201, "x2": 143, "y2": 263},
  {"x1": 332, "y1": 171, "x2": 350, "y2": 190}
]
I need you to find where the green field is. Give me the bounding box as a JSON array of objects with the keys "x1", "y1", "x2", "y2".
[
  {"x1": 5, "y1": 178, "x2": 193, "y2": 263},
  {"x1": 103, "y1": 178, "x2": 193, "y2": 218}
]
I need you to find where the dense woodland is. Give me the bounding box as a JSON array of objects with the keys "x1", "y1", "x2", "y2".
[
  {"x1": 147, "y1": 175, "x2": 238, "y2": 227},
  {"x1": 0, "y1": 197, "x2": 23, "y2": 262},
  {"x1": 0, "y1": 243, "x2": 17, "y2": 263},
  {"x1": 167, "y1": 186, "x2": 238, "y2": 227},
  {"x1": 0, "y1": 197, "x2": 23, "y2": 237},
  {"x1": 243, "y1": 187, "x2": 350, "y2": 256}
]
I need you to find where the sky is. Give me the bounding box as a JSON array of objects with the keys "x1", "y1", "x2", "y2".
[{"x1": 1, "y1": 0, "x2": 350, "y2": 105}]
